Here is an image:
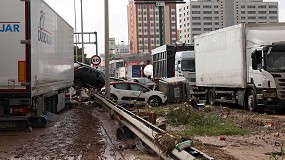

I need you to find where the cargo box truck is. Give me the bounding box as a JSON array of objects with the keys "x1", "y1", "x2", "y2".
[
  {"x1": 0, "y1": 0, "x2": 74, "y2": 130},
  {"x1": 194, "y1": 23, "x2": 285, "y2": 112}
]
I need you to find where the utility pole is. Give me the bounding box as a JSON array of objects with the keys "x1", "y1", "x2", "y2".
[
  {"x1": 105, "y1": 0, "x2": 110, "y2": 98},
  {"x1": 74, "y1": 0, "x2": 78, "y2": 62},
  {"x1": 80, "y1": 0, "x2": 85, "y2": 63}
]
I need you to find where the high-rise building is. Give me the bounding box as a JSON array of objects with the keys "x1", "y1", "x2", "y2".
[
  {"x1": 128, "y1": 0, "x2": 178, "y2": 54},
  {"x1": 179, "y1": 0, "x2": 279, "y2": 44}
]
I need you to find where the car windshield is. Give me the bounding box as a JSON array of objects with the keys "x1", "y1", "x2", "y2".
[
  {"x1": 181, "y1": 60, "x2": 195, "y2": 72},
  {"x1": 266, "y1": 45, "x2": 285, "y2": 72}
]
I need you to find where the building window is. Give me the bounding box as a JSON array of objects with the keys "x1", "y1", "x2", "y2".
[
  {"x1": 192, "y1": 17, "x2": 201, "y2": 20},
  {"x1": 269, "y1": 11, "x2": 277, "y2": 14},
  {"x1": 204, "y1": 28, "x2": 212, "y2": 31},
  {"x1": 192, "y1": 11, "x2": 200, "y2": 14},
  {"x1": 192, "y1": 5, "x2": 200, "y2": 8},
  {"x1": 192, "y1": 28, "x2": 201, "y2": 31},
  {"x1": 258, "y1": 11, "x2": 266, "y2": 14},
  {"x1": 204, "y1": 22, "x2": 212, "y2": 25},
  {"x1": 248, "y1": 11, "x2": 256, "y2": 14},
  {"x1": 203, "y1": 5, "x2": 211, "y2": 8},
  {"x1": 269, "y1": 5, "x2": 277, "y2": 8},
  {"x1": 269, "y1": 16, "x2": 277, "y2": 19},
  {"x1": 214, "y1": 11, "x2": 219, "y2": 14},
  {"x1": 241, "y1": 11, "x2": 245, "y2": 14},
  {"x1": 241, "y1": 5, "x2": 245, "y2": 8},
  {"x1": 247, "y1": 5, "x2": 255, "y2": 8},
  {"x1": 214, "y1": 5, "x2": 218, "y2": 8},
  {"x1": 248, "y1": 16, "x2": 256, "y2": 19},
  {"x1": 259, "y1": 16, "x2": 267, "y2": 19},
  {"x1": 192, "y1": 22, "x2": 201, "y2": 25},
  {"x1": 203, "y1": 11, "x2": 212, "y2": 14},
  {"x1": 203, "y1": 17, "x2": 212, "y2": 20},
  {"x1": 258, "y1": 5, "x2": 266, "y2": 8}
]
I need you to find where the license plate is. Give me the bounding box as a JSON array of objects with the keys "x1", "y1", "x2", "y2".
[{"x1": 0, "y1": 122, "x2": 17, "y2": 128}]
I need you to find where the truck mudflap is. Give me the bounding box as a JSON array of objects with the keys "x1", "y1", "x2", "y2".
[{"x1": 0, "y1": 116, "x2": 29, "y2": 131}]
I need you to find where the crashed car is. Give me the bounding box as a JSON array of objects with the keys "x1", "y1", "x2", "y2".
[
  {"x1": 73, "y1": 62, "x2": 105, "y2": 89},
  {"x1": 101, "y1": 81, "x2": 167, "y2": 106}
]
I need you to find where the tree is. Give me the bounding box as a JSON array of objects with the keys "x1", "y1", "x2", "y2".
[{"x1": 74, "y1": 46, "x2": 90, "y2": 65}]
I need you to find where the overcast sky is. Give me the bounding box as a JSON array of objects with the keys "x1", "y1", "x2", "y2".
[{"x1": 44, "y1": 0, "x2": 285, "y2": 57}]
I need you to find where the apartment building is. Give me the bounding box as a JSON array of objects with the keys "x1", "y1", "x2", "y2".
[
  {"x1": 128, "y1": 0, "x2": 178, "y2": 54},
  {"x1": 179, "y1": 0, "x2": 279, "y2": 44}
]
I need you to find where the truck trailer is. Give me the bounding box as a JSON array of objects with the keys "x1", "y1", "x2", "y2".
[
  {"x1": 194, "y1": 23, "x2": 285, "y2": 112},
  {"x1": 0, "y1": 0, "x2": 74, "y2": 130},
  {"x1": 152, "y1": 44, "x2": 195, "y2": 82}
]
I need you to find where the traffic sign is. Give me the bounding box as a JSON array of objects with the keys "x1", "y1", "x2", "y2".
[{"x1": 90, "y1": 55, "x2": 101, "y2": 66}]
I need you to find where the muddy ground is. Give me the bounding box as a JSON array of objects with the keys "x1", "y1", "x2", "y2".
[
  {"x1": 0, "y1": 103, "x2": 156, "y2": 160},
  {"x1": 0, "y1": 101, "x2": 285, "y2": 160}
]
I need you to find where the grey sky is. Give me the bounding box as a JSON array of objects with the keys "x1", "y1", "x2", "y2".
[{"x1": 44, "y1": 0, "x2": 285, "y2": 57}]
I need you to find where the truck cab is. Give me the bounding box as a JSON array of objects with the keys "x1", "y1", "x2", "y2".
[
  {"x1": 250, "y1": 42, "x2": 285, "y2": 109},
  {"x1": 175, "y1": 51, "x2": 196, "y2": 83}
]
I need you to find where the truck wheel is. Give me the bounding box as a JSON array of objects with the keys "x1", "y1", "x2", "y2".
[
  {"x1": 208, "y1": 89, "x2": 216, "y2": 105},
  {"x1": 73, "y1": 79, "x2": 83, "y2": 89},
  {"x1": 246, "y1": 89, "x2": 257, "y2": 112},
  {"x1": 148, "y1": 96, "x2": 162, "y2": 106}
]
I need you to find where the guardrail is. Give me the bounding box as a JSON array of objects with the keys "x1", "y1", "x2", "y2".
[{"x1": 94, "y1": 93, "x2": 214, "y2": 160}]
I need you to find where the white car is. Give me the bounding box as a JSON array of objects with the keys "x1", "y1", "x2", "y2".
[{"x1": 102, "y1": 81, "x2": 167, "y2": 106}]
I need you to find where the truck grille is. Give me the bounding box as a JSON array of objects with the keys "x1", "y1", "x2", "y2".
[{"x1": 272, "y1": 74, "x2": 285, "y2": 100}]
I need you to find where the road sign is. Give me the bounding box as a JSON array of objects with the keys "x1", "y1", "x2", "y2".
[{"x1": 90, "y1": 55, "x2": 101, "y2": 66}]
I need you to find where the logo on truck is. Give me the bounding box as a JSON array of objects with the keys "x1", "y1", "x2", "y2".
[
  {"x1": 38, "y1": 10, "x2": 52, "y2": 45},
  {"x1": 0, "y1": 22, "x2": 20, "y2": 32}
]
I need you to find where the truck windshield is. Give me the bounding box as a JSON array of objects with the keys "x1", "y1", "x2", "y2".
[
  {"x1": 181, "y1": 60, "x2": 195, "y2": 72},
  {"x1": 266, "y1": 45, "x2": 285, "y2": 72}
]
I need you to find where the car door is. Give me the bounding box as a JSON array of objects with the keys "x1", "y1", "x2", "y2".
[
  {"x1": 112, "y1": 83, "x2": 131, "y2": 104},
  {"x1": 129, "y1": 83, "x2": 149, "y2": 105}
]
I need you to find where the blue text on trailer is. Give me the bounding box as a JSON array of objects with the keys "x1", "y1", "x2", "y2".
[{"x1": 0, "y1": 22, "x2": 20, "y2": 32}]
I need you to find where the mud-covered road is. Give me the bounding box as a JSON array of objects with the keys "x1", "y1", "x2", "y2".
[{"x1": 0, "y1": 103, "x2": 156, "y2": 160}]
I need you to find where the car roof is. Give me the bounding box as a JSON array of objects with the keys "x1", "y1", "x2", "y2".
[{"x1": 110, "y1": 81, "x2": 137, "y2": 85}]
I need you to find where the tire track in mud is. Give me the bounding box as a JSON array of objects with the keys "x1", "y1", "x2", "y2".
[{"x1": 5, "y1": 105, "x2": 105, "y2": 160}]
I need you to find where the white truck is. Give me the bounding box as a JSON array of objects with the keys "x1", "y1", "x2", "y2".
[
  {"x1": 175, "y1": 51, "x2": 196, "y2": 83},
  {"x1": 0, "y1": 0, "x2": 74, "y2": 130},
  {"x1": 152, "y1": 44, "x2": 195, "y2": 82},
  {"x1": 194, "y1": 23, "x2": 285, "y2": 112}
]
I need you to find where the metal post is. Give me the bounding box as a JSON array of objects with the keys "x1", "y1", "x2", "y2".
[
  {"x1": 74, "y1": 0, "x2": 78, "y2": 62},
  {"x1": 105, "y1": 0, "x2": 110, "y2": 98},
  {"x1": 80, "y1": 0, "x2": 85, "y2": 63},
  {"x1": 95, "y1": 32, "x2": 98, "y2": 56},
  {"x1": 158, "y1": 6, "x2": 163, "y2": 46}
]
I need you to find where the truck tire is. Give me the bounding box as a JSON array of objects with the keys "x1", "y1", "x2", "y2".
[
  {"x1": 208, "y1": 89, "x2": 216, "y2": 105},
  {"x1": 246, "y1": 89, "x2": 257, "y2": 112},
  {"x1": 148, "y1": 96, "x2": 162, "y2": 106}
]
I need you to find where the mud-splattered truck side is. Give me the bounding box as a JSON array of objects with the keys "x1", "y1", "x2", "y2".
[{"x1": 0, "y1": 0, "x2": 74, "y2": 130}]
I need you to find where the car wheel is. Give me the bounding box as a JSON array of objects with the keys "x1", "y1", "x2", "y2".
[
  {"x1": 110, "y1": 94, "x2": 118, "y2": 101},
  {"x1": 73, "y1": 79, "x2": 84, "y2": 89},
  {"x1": 148, "y1": 96, "x2": 162, "y2": 106}
]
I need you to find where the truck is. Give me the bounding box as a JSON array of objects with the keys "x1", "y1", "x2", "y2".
[
  {"x1": 152, "y1": 44, "x2": 195, "y2": 82},
  {"x1": 0, "y1": 0, "x2": 74, "y2": 130},
  {"x1": 174, "y1": 51, "x2": 195, "y2": 83},
  {"x1": 194, "y1": 23, "x2": 285, "y2": 112}
]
